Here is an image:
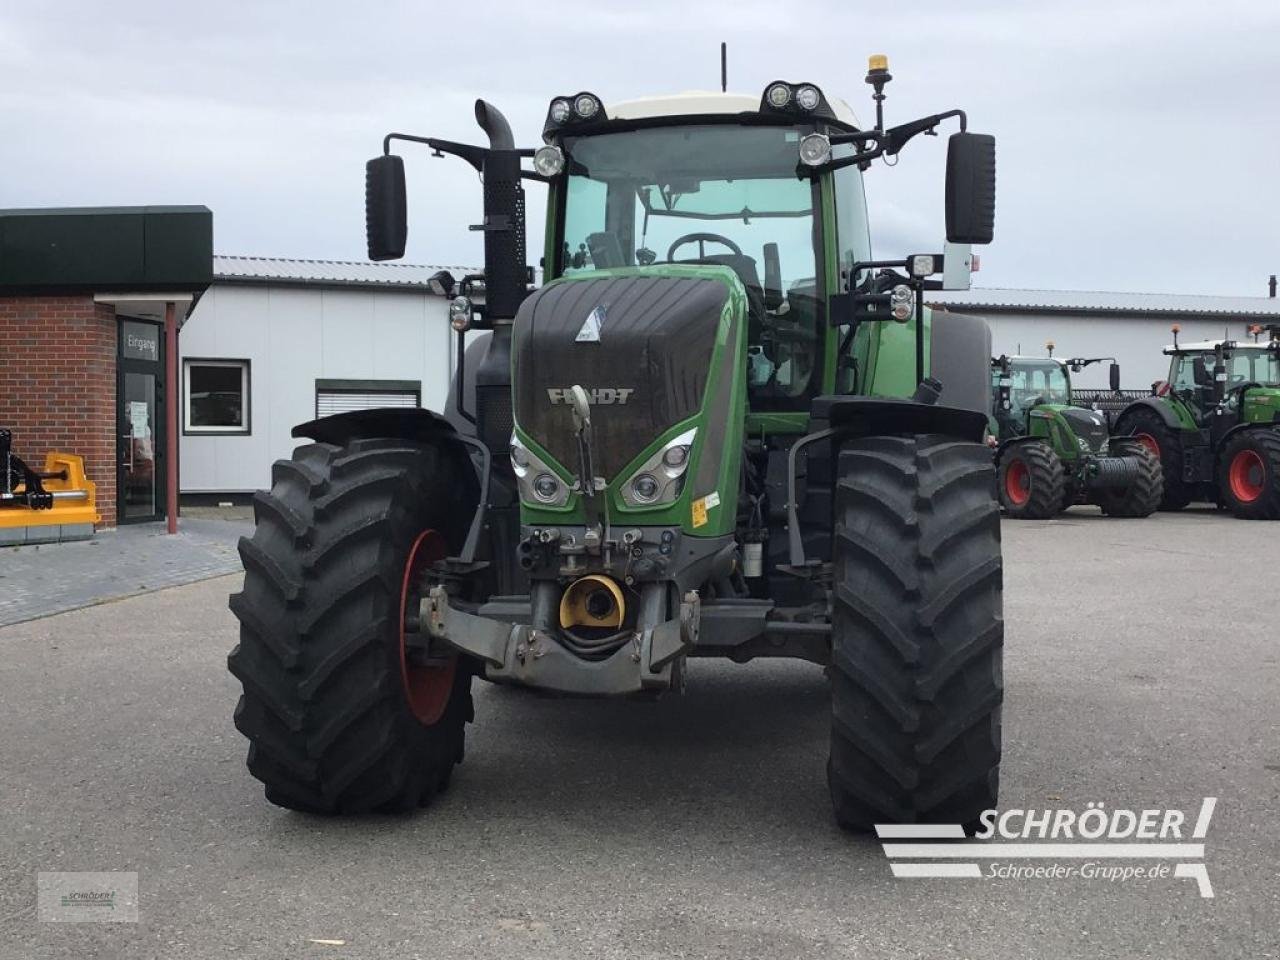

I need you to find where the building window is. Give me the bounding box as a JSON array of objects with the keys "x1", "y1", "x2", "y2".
[
  {"x1": 184, "y1": 359, "x2": 251, "y2": 434},
  {"x1": 315, "y1": 379, "x2": 421, "y2": 418}
]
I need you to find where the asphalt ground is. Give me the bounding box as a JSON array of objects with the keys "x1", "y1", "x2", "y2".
[{"x1": 1, "y1": 506, "x2": 1277, "y2": 959}]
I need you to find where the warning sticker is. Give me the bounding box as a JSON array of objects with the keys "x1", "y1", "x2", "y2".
[
  {"x1": 692, "y1": 499, "x2": 708, "y2": 528},
  {"x1": 691, "y1": 492, "x2": 721, "y2": 528}
]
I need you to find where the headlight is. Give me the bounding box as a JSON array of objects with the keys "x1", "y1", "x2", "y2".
[
  {"x1": 765, "y1": 83, "x2": 791, "y2": 108},
  {"x1": 533, "y1": 145, "x2": 565, "y2": 177},
  {"x1": 549, "y1": 99, "x2": 571, "y2": 123},
  {"x1": 631, "y1": 474, "x2": 660, "y2": 502},
  {"x1": 620, "y1": 428, "x2": 696, "y2": 508},
  {"x1": 798, "y1": 133, "x2": 831, "y2": 167},
  {"x1": 795, "y1": 85, "x2": 820, "y2": 111},
  {"x1": 449, "y1": 296, "x2": 472, "y2": 332},
  {"x1": 889, "y1": 284, "x2": 914, "y2": 322},
  {"x1": 533, "y1": 474, "x2": 561, "y2": 502},
  {"x1": 574, "y1": 93, "x2": 600, "y2": 118},
  {"x1": 510, "y1": 433, "x2": 570, "y2": 507}
]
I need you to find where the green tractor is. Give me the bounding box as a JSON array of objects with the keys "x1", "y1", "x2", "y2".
[
  {"x1": 991, "y1": 353, "x2": 1162, "y2": 519},
  {"x1": 228, "y1": 59, "x2": 1006, "y2": 830},
  {"x1": 1112, "y1": 325, "x2": 1280, "y2": 518}
]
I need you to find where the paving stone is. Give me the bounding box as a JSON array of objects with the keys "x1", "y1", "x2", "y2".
[{"x1": 0, "y1": 517, "x2": 251, "y2": 627}]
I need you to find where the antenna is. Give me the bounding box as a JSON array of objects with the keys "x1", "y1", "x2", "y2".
[{"x1": 720, "y1": 42, "x2": 727, "y2": 93}]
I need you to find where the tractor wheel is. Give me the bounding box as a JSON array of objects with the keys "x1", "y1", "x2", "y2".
[
  {"x1": 1115, "y1": 408, "x2": 1191, "y2": 510},
  {"x1": 829, "y1": 435, "x2": 1003, "y2": 831},
  {"x1": 1218, "y1": 429, "x2": 1280, "y2": 520},
  {"x1": 997, "y1": 440, "x2": 1064, "y2": 519},
  {"x1": 1096, "y1": 439, "x2": 1164, "y2": 518},
  {"x1": 228, "y1": 437, "x2": 480, "y2": 814}
]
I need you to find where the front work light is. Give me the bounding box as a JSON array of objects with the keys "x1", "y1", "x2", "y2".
[
  {"x1": 795, "y1": 85, "x2": 821, "y2": 111},
  {"x1": 908, "y1": 255, "x2": 936, "y2": 278},
  {"x1": 765, "y1": 83, "x2": 791, "y2": 108},
  {"x1": 428, "y1": 270, "x2": 456, "y2": 297},
  {"x1": 574, "y1": 93, "x2": 601, "y2": 118},
  {"x1": 549, "y1": 99, "x2": 572, "y2": 123},
  {"x1": 799, "y1": 133, "x2": 831, "y2": 167},
  {"x1": 534, "y1": 145, "x2": 565, "y2": 177}
]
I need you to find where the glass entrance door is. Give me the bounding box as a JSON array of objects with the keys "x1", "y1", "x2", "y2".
[
  {"x1": 117, "y1": 318, "x2": 166, "y2": 523},
  {"x1": 120, "y1": 372, "x2": 158, "y2": 520}
]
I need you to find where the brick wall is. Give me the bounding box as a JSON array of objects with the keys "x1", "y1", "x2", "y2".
[{"x1": 0, "y1": 296, "x2": 119, "y2": 526}]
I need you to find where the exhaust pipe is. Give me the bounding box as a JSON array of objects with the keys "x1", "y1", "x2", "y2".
[{"x1": 474, "y1": 99, "x2": 515, "y2": 150}]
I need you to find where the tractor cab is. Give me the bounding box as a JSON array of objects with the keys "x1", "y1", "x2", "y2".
[
  {"x1": 551, "y1": 103, "x2": 841, "y2": 409},
  {"x1": 1163, "y1": 337, "x2": 1280, "y2": 422}
]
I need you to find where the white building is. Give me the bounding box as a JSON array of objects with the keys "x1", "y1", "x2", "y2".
[
  {"x1": 178, "y1": 256, "x2": 474, "y2": 499},
  {"x1": 177, "y1": 264, "x2": 1280, "y2": 501},
  {"x1": 929, "y1": 288, "x2": 1280, "y2": 389}
]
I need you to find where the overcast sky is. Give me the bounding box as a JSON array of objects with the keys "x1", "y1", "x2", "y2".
[{"x1": 2, "y1": 1, "x2": 1277, "y2": 296}]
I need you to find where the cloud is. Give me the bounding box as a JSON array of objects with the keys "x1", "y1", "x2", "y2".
[{"x1": 1, "y1": 0, "x2": 1276, "y2": 294}]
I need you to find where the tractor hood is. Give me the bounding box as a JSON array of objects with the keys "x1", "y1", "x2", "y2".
[
  {"x1": 513, "y1": 269, "x2": 735, "y2": 481},
  {"x1": 1057, "y1": 405, "x2": 1110, "y2": 453}
]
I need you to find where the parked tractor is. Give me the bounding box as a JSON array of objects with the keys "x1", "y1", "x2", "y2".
[
  {"x1": 229, "y1": 59, "x2": 1005, "y2": 830},
  {"x1": 1112, "y1": 325, "x2": 1280, "y2": 518},
  {"x1": 990, "y1": 354, "x2": 1162, "y2": 518}
]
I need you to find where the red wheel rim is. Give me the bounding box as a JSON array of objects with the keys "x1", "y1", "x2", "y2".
[
  {"x1": 1135, "y1": 433, "x2": 1160, "y2": 458},
  {"x1": 399, "y1": 529, "x2": 457, "y2": 725},
  {"x1": 1004, "y1": 458, "x2": 1031, "y2": 506},
  {"x1": 1228, "y1": 449, "x2": 1266, "y2": 503}
]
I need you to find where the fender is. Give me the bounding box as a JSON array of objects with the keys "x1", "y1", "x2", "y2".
[
  {"x1": 1114, "y1": 396, "x2": 1186, "y2": 434},
  {"x1": 786, "y1": 396, "x2": 989, "y2": 565},
  {"x1": 810, "y1": 395, "x2": 988, "y2": 443},
  {"x1": 292, "y1": 407, "x2": 458, "y2": 446},
  {"x1": 1219, "y1": 420, "x2": 1280, "y2": 451},
  {"x1": 292, "y1": 407, "x2": 493, "y2": 566},
  {"x1": 994, "y1": 433, "x2": 1047, "y2": 462}
]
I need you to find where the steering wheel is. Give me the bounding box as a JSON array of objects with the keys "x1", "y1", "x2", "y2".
[{"x1": 666, "y1": 232, "x2": 742, "y2": 261}]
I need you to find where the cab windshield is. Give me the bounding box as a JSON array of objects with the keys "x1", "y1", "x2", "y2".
[
  {"x1": 558, "y1": 124, "x2": 820, "y2": 408},
  {"x1": 1226, "y1": 347, "x2": 1280, "y2": 386},
  {"x1": 1172, "y1": 347, "x2": 1280, "y2": 395}
]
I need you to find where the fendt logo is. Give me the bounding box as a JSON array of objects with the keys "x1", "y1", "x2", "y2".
[{"x1": 547, "y1": 388, "x2": 635, "y2": 405}]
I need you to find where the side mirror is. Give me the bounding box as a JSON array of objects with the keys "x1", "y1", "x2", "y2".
[
  {"x1": 762, "y1": 242, "x2": 784, "y2": 310},
  {"x1": 365, "y1": 155, "x2": 407, "y2": 261},
  {"x1": 1109, "y1": 362, "x2": 1121, "y2": 392},
  {"x1": 944, "y1": 132, "x2": 996, "y2": 245}
]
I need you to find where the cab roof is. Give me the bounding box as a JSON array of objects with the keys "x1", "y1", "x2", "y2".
[
  {"x1": 1163, "y1": 339, "x2": 1279, "y2": 353},
  {"x1": 607, "y1": 90, "x2": 861, "y2": 129}
]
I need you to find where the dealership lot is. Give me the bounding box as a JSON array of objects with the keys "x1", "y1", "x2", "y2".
[{"x1": 1, "y1": 509, "x2": 1277, "y2": 960}]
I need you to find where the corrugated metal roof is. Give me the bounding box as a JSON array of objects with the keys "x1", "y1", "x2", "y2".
[
  {"x1": 926, "y1": 287, "x2": 1280, "y2": 318},
  {"x1": 213, "y1": 255, "x2": 481, "y2": 291}
]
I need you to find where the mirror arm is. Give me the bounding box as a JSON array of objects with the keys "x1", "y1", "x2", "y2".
[
  {"x1": 384, "y1": 133, "x2": 544, "y2": 181},
  {"x1": 811, "y1": 108, "x2": 968, "y2": 175},
  {"x1": 883, "y1": 109, "x2": 967, "y2": 156},
  {"x1": 382, "y1": 133, "x2": 490, "y2": 171}
]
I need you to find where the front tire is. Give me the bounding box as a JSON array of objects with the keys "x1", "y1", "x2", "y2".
[
  {"x1": 829, "y1": 435, "x2": 1003, "y2": 830},
  {"x1": 997, "y1": 440, "x2": 1064, "y2": 519},
  {"x1": 228, "y1": 438, "x2": 479, "y2": 814},
  {"x1": 1095, "y1": 439, "x2": 1163, "y2": 518},
  {"x1": 1115, "y1": 408, "x2": 1191, "y2": 510},
  {"x1": 1218, "y1": 429, "x2": 1280, "y2": 520}
]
